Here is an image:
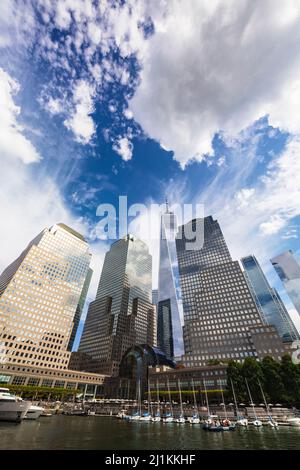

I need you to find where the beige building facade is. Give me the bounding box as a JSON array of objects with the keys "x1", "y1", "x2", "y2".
[{"x1": 0, "y1": 223, "x2": 92, "y2": 370}]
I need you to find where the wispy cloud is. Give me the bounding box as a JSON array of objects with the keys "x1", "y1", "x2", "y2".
[{"x1": 130, "y1": 0, "x2": 300, "y2": 166}]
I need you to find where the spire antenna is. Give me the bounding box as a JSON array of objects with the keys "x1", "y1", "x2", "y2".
[{"x1": 165, "y1": 197, "x2": 169, "y2": 213}]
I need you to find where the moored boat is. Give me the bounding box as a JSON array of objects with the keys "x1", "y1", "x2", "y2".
[
  {"x1": 175, "y1": 414, "x2": 185, "y2": 423},
  {"x1": 140, "y1": 411, "x2": 151, "y2": 421},
  {"x1": 230, "y1": 379, "x2": 248, "y2": 427},
  {"x1": 188, "y1": 413, "x2": 200, "y2": 424},
  {"x1": 188, "y1": 378, "x2": 200, "y2": 424},
  {"x1": 24, "y1": 405, "x2": 44, "y2": 420},
  {"x1": 287, "y1": 417, "x2": 300, "y2": 427},
  {"x1": 245, "y1": 379, "x2": 263, "y2": 427},
  {"x1": 162, "y1": 413, "x2": 174, "y2": 423},
  {"x1": 0, "y1": 387, "x2": 31, "y2": 423}
]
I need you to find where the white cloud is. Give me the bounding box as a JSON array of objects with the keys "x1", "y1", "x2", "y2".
[
  {"x1": 235, "y1": 188, "x2": 255, "y2": 208},
  {"x1": 6, "y1": 0, "x2": 300, "y2": 167},
  {"x1": 64, "y1": 80, "x2": 96, "y2": 143},
  {"x1": 0, "y1": 68, "x2": 90, "y2": 273},
  {"x1": 112, "y1": 136, "x2": 133, "y2": 161},
  {"x1": 44, "y1": 97, "x2": 63, "y2": 115},
  {"x1": 124, "y1": 108, "x2": 133, "y2": 120},
  {"x1": 130, "y1": 0, "x2": 300, "y2": 166},
  {"x1": 288, "y1": 309, "x2": 300, "y2": 335},
  {"x1": 197, "y1": 133, "x2": 300, "y2": 267},
  {"x1": 0, "y1": 0, "x2": 35, "y2": 48},
  {"x1": 259, "y1": 215, "x2": 286, "y2": 236},
  {"x1": 0, "y1": 68, "x2": 41, "y2": 164}
]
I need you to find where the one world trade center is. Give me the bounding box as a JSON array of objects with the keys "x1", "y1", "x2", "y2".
[{"x1": 157, "y1": 202, "x2": 184, "y2": 360}]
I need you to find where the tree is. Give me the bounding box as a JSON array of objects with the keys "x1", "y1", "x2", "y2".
[
  {"x1": 261, "y1": 356, "x2": 284, "y2": 402},
  {"x1": 242, "y1": 357, "x2": 264, "y2": 403},
  {"x1": 227, "y1": 360, "x2": 246, "y2": 402},
  {"x1": 280, "y1": 354, "x2": 300, "y2": 403}
]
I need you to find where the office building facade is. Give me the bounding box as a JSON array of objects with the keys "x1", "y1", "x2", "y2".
[
  {"x1": 271, "y1": 251, "x2": 300, "y2": 317},
  {"x1": 176, "y1": 216, "x2": 285, "y2": 367},
  {"x1": 0, "y1": 223, "x2": 92, "y2": 370},
  {"x1": 241, "y1": 255, "x2": 299, "y2": 342},
  {"x1": 78, "y1": 235, "x2": 156, "y2": 376}
]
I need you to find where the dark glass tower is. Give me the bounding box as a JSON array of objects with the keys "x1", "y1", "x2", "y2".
[
  {"x1": 241, "y1": 255, "x2": 299, "y2": 342},
  {"x1": 67, "y1": 268, "x2": 93, "y2": 351},
  {"x1": 271, "y1": 251, "x2": 300, "y2": 317},
  {"x1": 176, "y1": 216, "x2": 280, "y2": 367},
  {"x1": 78, "y1": 235, "x2": 156, "y2": 376},
  {"x1": 157, "y1": 205, "x2": 183, "y2": 360}
]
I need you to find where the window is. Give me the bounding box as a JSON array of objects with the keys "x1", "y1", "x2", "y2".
[
  {"x1": 27, "y1": 377, "x2": 40, "y2": 386},
  {"x1": 12, "y1": 375, "x2": 26, "y2": 385}
]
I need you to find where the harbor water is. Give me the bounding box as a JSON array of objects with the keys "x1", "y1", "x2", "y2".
[{"x1": 0, "y1": 415, "x2": 300, "y2": 450}]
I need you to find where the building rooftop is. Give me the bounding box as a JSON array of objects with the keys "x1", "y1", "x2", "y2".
[{"x1": 57, "y1": 223, "x2": 86, "y2": 242}]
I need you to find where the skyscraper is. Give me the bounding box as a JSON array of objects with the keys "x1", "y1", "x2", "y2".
[
  {"x1": 176, "y1": 216, "x2": 285, "y2": 367},
  {"x1": 157, "y1": 205, "x2": 183, "y2": 359},
  {"x1": 0, "y1": 223, "x2": 92, "y2": 369},
  {"x1": 271, "y1": 251, "x2": 300, "y2": 317},
  {"x1": 78, "y1": 235, "x2": 156, "y2": 375},
  {"x1": 67, "y1": 267, "x2": 93, "y2": 351},
  {"x1": 241, "y1": 255, "x2": 299, "y2": 342}
]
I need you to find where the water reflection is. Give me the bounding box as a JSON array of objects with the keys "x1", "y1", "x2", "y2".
[{"x1": 0, "y1": 416, "x2": 300, "y2": 450}]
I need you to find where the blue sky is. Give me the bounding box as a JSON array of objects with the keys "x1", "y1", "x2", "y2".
[{"x1": 0, "y1": 0, "x2": 300, "y2": 346}]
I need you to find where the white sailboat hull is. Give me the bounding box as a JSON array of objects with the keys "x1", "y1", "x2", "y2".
[
  {"x1": 24, "y1": 405, "x2": 44, "y2": 420},
  {"x1": 140, "y1": 416, "x2": 151, "y2": 421},
  {"x1": 252, "y1": 419, "x2": 263, "y2": 427},
  {"x1": 175, "y1": 417, "x2": 185, "y2": 423},
  {"x1": 236, "y1": 418, "x2": 248, "y2": 426},
  {"x1": 287, "y1": 418, "x2": 300, "y2": 427},
  {"x1": 151, "y1": 416, "x2": 161, "y2": 422},
  {"x1": 188, "y1": 417, "x2": 200, "y2": 424}
]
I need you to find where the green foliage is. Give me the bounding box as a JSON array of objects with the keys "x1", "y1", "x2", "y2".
[
  {"x1": 227, "y1": 354, "x2": 300, "y2": 405},
  {"x1": 1, "y1": 383, "x2": 77, "y2": 400}
]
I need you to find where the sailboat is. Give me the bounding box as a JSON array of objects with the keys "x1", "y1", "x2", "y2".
[
  {"x1": 218, "y1": 380, "x2": 235, "y2": 431},
  {"x1": 258, "y1": 379, "x2": 278, "y2": 428},
  {"x1": 151, "y1": 380, "x2": 161, "y2": 422},
  {"x1": 130, "y1": 379, "x2": 141, "y2": 420},
  {"x1": 202, "y1": 380, "x2": 222, "y2": 432},
  {"x1": 245, "y1": 378, "x2": 262, "y2": 427},
  {"x1": 174, "y1": 379, "x2": 185, "y2": 423},
  {"x1": 162, "y1": 378, "x2": 174, "y2": 423},
  {"x1": 188, "y1": 378, "x2": 200, "y2": 424},
  {"x1": 230, "y1": 379, "x2": 248, "y2": 427},
  {"x1": 140, "y1": 380, "x2": 151, "y2": 421}
]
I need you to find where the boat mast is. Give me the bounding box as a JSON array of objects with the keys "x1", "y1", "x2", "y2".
[
  {"x1": 148, "y1": 379, "x2": 152, "y2": 416},
  {"x1": 230, "y1": 378, "x2": 240, "y2": 419},
  {"x1": 219, "y1": 379, "x2": 227, "y2": 419},
  {"x1": 258, "y1": 379, "x2": 271, "y2": 418},
  {"x1": 138, "y1": 379, "x2": 142, "y2": 416},
  {"x1": 167, "y1": 378, "x2": 173, "y2": 417},
  {"x1": 178, "y1": 378, "x2": 183, "y2": 417},
  {"x1": 156, "y1": 380, "x2": 160, "y2": 415},
  {"x1": 203, "y1": 380, "x2": 210, "y2": 417},
  {"x1": 191, "y1": 378, "x2": 198, "y2": 416},
  {"x1": 245, "y1": 378, "x2": 257, "y2": 420}
]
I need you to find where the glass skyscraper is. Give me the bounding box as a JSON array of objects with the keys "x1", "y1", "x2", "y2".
[
  {"x1": 0, "y1": 223, "x2": 92, "y2": 369},
  {"x1": 78, "y1": 235, "x2": 156, "y2": 376},
  {"x1": 241, "y1": 255, "x2": 299, "y2": 342},
  {"x1": 68, "y1": 267, "x2": 93, "y2": 351},
  {"x1": 157, "y1": 205, "x2": 183, "y2": 360},
  {"x1": 176, "y1": 216, "x2": 286, "y2": 367},
  {"x1": 271, "y1": 251, "x2": 300, "y2": 318}
]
